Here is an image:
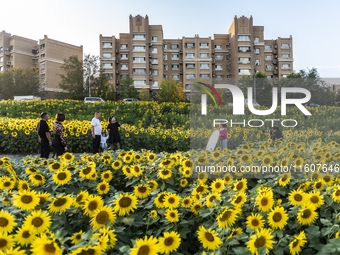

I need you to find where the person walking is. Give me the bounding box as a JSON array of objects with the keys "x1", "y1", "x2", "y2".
[
  {"x1": 91, "y1": 112, "x2": 102, "y2": 154},
  {"x1": 36, "y1": 112, "x2": 52, "y2": 158},
  {"x1": 52, "y1": 112, "x2": 67, "y2": 158},
  {"x1": 219, "y1": 124, "x2": 228, "y2": 149},
  {"x1": 107, "y1": 116, "x2": 125, "y2": 150}
]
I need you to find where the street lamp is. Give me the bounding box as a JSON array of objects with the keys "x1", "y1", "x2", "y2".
[{"x1": 88, "y1": 67, "x2": 92, "y2": 97}]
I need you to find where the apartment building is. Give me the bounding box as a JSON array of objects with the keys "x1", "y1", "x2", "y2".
[
  {"x1": 100, "y1": 15, "x2": 293, "y2": 97},
  {"x1": 0, "y1": 31, "x2": 83, "y2": 96}
]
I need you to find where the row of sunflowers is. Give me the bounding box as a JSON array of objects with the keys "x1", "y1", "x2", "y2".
[{"x1": 1, "y1": 135, "x2": 340, "y2": 254}]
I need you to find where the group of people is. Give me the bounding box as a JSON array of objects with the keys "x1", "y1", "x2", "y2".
[{"x1": 36, "y1": 112, "x2": 124, "y2": 159}]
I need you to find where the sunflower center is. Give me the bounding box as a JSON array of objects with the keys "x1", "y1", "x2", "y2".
[
  {"x1": 76, "y1": 195, "x2": 83, "y2": 203},
  {"x1": 311, "y1": 173, "x2": 318, "y2": 179},
  {"x1": 204, "y1": 232, "x2": 214, "y2": 242},
  {"x1": 104, "y1": 173, "x2": 110, "y2": 179},
  {"x1": 100, "y1": 184, "x2": 107, "y2": 191},
  {"x1": 194, "y1": 204, "x2": 201, "y2": 211},
  {"x1": 292, "y1": 239, "x2": 299, "y2": 248},
  {"x1": 294, "y1": 194, "x2": 303, "y2": 202},
  {"x1": 39, "y1": 197, "x2": 47, "y2": 205},
  {"x1": 209, "y1": 196, "x2": 216, "y2": 202},
  {"x1": 88, "y1": 201, "x2": 98, "y2": 211},
  {"x1": 57, "y1": 173, "x2": 67, "y2": 180},
  {"x1": 336, "y1": 190, "x2": 340, "y2": 196},
  {"x1": 302, "y1": 209, "x2": 312, "y2": 219},
  {"x1": 282, "y1": 176, "x2": 287, "y2": 182},
  {"x1": 52, "y1": 164, "x2": 61, "y2": 170},
  {"x1": 310, "y1": 196, "x2": 319, "y2": 204},
  {"x1": 183, "y1": 199, "x2": 190, "y2": 205},
  {"x1": 273, "y1": 212, "x2": 282, "y2": 222},
  {"x1": 32, "y1": 217, "x2": 43, "y2": 227},
  {"x1": 324, "y1": 176, "x2": 331, "y2": 182},
  {"x1": 234, "y1": 196, "x2": 242, "y2": 204},
  {"x1": 315, "y1": 182, "x2": 322, "y2": 189},
  {"x1": 22, "y1": 230, "x2": 31, "y2": 238},
  {"x1": 134, "y1": 166, "x2": 140, "y2": 172},
  {"x1": 220, "y1": 210, "x2": 232, "y2": 221},
  {"x1": 96, "y1": 211, "x2": 109, "y2": 224},
  {"x1": 0, "y1": 217, "x2": 8, "y2": 227},
  {"x1": 22, "y1": 183, "x2": 29, "y2": 190},
  {"x1": 264, "y1": 158, "x2": 270, "y2": 164},
  {"x1": 254, "y1": 236, "x2": 266, "y2": 248},
  {"x1": 119, "y1": 197, "x2": 132, "y2": 208},
  {"x1": 44, "y1": 242, "x2": 56, "y2": 253},
  {"x1": 236, "y1": 182, "x2": 243, "y2": 190},
  {"x1": 3, "y1": 181, "x2": 11, "y2": 187},
  {"x1": 162, "y1": 170, "x2": 169, "y2": 175},
  {"x1": 34, "y1": 175, "x2": 43, "y2": 181},
  {"x1": 138, "y1": 187, "x2": 147, "y2": 193},
  {"x1": 83, "y1": 167, "x2": 91, "y2": 174},
  {"x1": 170, "y1": 212, "x2": 176, "y2": 218},
  {"x1": 215, "y1": 183, "x2": 221, "y2": 189},
  {"x1": 54, "y1": 198, "x2": 67, "y2": 207},
  {"x1": 252, "y1": 219, "x2": 259, "y2": 226},
  {"x1": 0, "y1": 239, "x2": 7, "y2": 248},
  {"x1": 21, "y1": 195, "x2": 33, "y2": 204},
  {"x1": 168, "y1": 197, "x2": 175, "y2": 204},
  {"x1": 196, "y1": 186, "x2": 204, "y2": 193},
  {"x1": 164, "y1": 236, "x2": 174, "y2": 246},
  {"x1": 261, "y1": 198, "x2": 268, "y2": 206},
  {"x1": 158, "y1": 194, "x2": 165, "y2": 203}
]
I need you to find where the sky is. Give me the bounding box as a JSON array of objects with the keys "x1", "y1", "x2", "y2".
[{"x1": 2, "y1": 0, "x2": 340, "y2": 78}]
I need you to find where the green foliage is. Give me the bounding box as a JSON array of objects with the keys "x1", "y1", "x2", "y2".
[
  {"x1": 119, "y1": 77, "x2": 139, "y2": 99},
  {"x1": 158, "y1": 78, "x2": 185, "y2": 102},
  {"x1": 139, "y1": 87, "x2": 150, "y2": 101}
]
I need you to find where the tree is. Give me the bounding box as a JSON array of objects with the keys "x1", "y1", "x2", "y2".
[
  {"x1": 118, "y1": 77, "x2": 139, "y2": 99},
  {"x1": 91, "y1": 69, "x2": 112, "y2": 100},
  {"x1": 83, "y1": 54, "x2": 100, "y2": 98},
  {"x1": 0, "y1": 67, "x2": 42, "y2": 99},
  {"x1": 139, "y1": 87, "x2": 150, "y2": 101},
  {"x1": 158, "y1": 78, "x2": 185, "y2": 102},
  {"x1": 59, "y1": 55, "x2": 84, "y2": 99}
]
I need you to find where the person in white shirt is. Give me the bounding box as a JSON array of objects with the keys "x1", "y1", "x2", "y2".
[{"x1": 91, "y1": 112, "x2": 102, "y2": 154}]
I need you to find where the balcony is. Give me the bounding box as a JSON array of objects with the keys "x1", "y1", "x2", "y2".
[{"x1": 6, "y1": 61, "x2": 11, "y2": 66}]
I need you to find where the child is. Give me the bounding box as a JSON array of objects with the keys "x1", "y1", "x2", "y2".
[
  {"x1": 219, "y1": 124, "x2": 228, "y2": 149},
  {"x1": 100, "y1": 132, "x2": 108, "y2": 151}
]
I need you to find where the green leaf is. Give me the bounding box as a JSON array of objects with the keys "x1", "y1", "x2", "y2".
[
  {"x1": 119, "y1": 245, "x2": 131, "y2": 253},
  {"x1": 320, "y1": 218, "x2": 332, "y2": 226},
  {"x1": 226, "y1": 238, "x2": 240, "y2": 246},
  {"x1": 318, "y1": 244, "x2": 336, "y2": 254},
  {"x1": 273, "y1": 247, "x2": 284, "y2": 255},
  {"x1": 232, "y1": 247, "x2": 252, "y2": 255}
]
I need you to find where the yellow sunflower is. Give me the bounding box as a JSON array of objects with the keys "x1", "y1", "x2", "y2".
[
  {"x1": 147, "y1": 180, "x2": 158, "y2": 191},
  {"x1": 79, "y1": 164, "x2": 96, "y2": 180},
  {"x1": 52, "y1": 170, "x2": 72, "y2": 186},
  {"x1": 256, "y1": 192, "x2": 274, "y2": 212},
  {"x1": 83, "y1": 195, "x2": 104, "y2": 216},
  {"x1": 96, "y1": 181, "x2": 110, "y2": 195},
  {"x1": 180, "y1": 179, "x2": 188, "y2": 188},
  {"x1": 158, "y1": 168, "x2": 173, "y2": 180},
  {"x1": 331, "y1": 185, "x2": 340, "y2": 202},
  {"x1": 17, "y1": 180, "x2": 30, "y2": 191},
  {"x1": 163, "y1": 193, "x2": 181, "y2": 209},
  {"x1": 73, "y1": 190, "x2": 89, "y2": 208},
  {"x1": 149, "y1": 210, "x2": 158, "y2": 219},
  {"x1": 267, "y1": 206, "x2": 289, "y2": 230},
  {"x1": 0, "y1": 246, "x2": 26, "y2": 255},
  {"x1": 28, "y1": 173, "x2": 46, "y2": 186},
  {"x1": 197, "y1": 225, "x2": 222, "y2": 251},
  {"x1": 289, "y1": 231, "x2": 307, "y2": 255},
  {"x1": 297, "y1": 204, "x2": 318, "y2": 225},
  {"x1": 111, "y1": 159, "x2": 123, "y2": 170},
  {"x1": 113, "y1": 193, "x2": 138, "y2": 216},
  {"x1": 308, "y1": 191, "x2": 324, "y2": 208},
  {"x1": 60, "y1": 152, "x2": 74, "y2": 163},
  {"x1": 191, "y1": 201, "x2": 203, "y2": 215},
  {"x1": 159, "y1": 158, "x2": 174, "y2": 169},
  {"x1": 278, "y1": 173, "x2": 291, "y2": 187},
  {"x1": 0, "y1": 209, "x2": 17, "y2": 234},
  {"x1": 70, "y1": 230, "x2": 84, "y2": 245},
  {"x1": 158, "y1": 231, "x2": 181, "y2": 255},
  {"x1": 48, "y1": 162, "x2": 63, "y2": 172},
  {"x1": 23, "y1": 209, "x2": 51, "y2": 234},
  {"x1": 101, "y1": 170, "x2": 113, "y2": 182},
  {"x1": 205, "y1": 193, "x2": 221, "y2": 208},
  {"x1": 0, "y1": 177, "x2": 16, "y2": 191},
  {"x1": 68, "y1": 246, "x2": 102, "y2": 255},
  {"x1": 210, "y1": 179, "x2": 225, "y2": 193},
  {"x1": 131, "y1": 164, "x2": 143, "y2": 177},
  {"x1": 154, "y1": 192, "x2": 168, "y2": 209},
  {"x1": 48, "y1": 195, "x2": 73, "y2": 214},
  {"x1": 123, "y1": 154, "x2": 133, "y2": 164},
  {"x1": 234, "y1": 178, "x2": 248, "y2": 192},
  {"x1": 30, "y1": 234, "x2": 62, "y2": 255},
  {"x1": 134, "y1": 184, "x2": 151, "y2": 199},
  {"x1": 181, "y1": 197, "x2": 193, "y2": 208},
  {"x1": 247, "y1": 228, "x2": 274, "y2": 255},
  {"x1": 223, "y1": 173, "x2": 233, "y2": 184},
  {"x1": 231, "y1": 192, "x2": 247, "y2": 207},
  {"x1": 130, "y1": 235, "x2": 160, "y2": 255},
  {"x1": 164, "y1": 208, "x2": 180, "y2": 223},
  {"x1": 90, "y1": 206, "x2": 116, "y2": 229},
  {"x1": 216, "y1": 206, "x2": 239, "y2": 228},
  {"x1": 192, "y1": 184, "x2": 209, "y2": 195},
  {"x1": 92, "y1": 226, "x2": 117, "y2": 252},
  {"x1": 12, "y1": 190, "x2": 40, "y2": 211},
  {"x1": 122, "y1": 166, "x2": 134, "y2": 178},
  {"x1": 0, "y1": 233, "x2": 15, "y2": 252},
  {"x1": 288, "y1": 190, "x2": 307, "y2": 206}
]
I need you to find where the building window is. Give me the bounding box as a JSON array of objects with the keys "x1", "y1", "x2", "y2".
[
  {"x1": 238, "y1": 57, "x2": 251, "y2": 64},
  {"x1": 281, "y1": 53, "x2": 291, "y2": 59},
  {"x1": 199, "y1": 42, "x2": 209, "y2": 48},
  {"x1": 200, "y1": 53, "x2": 209, "y2": 58},
  {"x1": 282, "y1": 74, "x2": 288, "y2": 78},
  {"x1": 171, "y1": 54, "x2": 179, "y2": 60},
  {"x1": 121, "y1": 74, "x2": 128, "y2": 79},
  {"x1": 186, "y1": 63, "x2": 195, "y2": 69},
  {"x1": 215, "y1": 45, "x2": 222, "y2": 49},
  {"x1": 153, "y1": 81, "x2": 159, "y2": 86},
  {"x1": 238, "y1": 46, "x2": 250, "y2": 52},
  {"x1": 267, "y1": 75, "x2": 273, "y2": 79},
  {"x1": 106, "y1": 73, "x2": 113, "y2": 80},
  {"x1": 133, "y1": 46, "x2": 146, "y2": 52},
  {"x1": 103, "y1": 63, "x2": 113, "y2": 69},
  {"x1": 265, "y1": 64, "x2": 272, "y2": 71},
  {"x1": 121, "y1": 64, "x2": 128, "y2": 70},
  {"x1": 40, "y1": 44, "x2": 45, "y2": 50},
  {"x1": 255, "y1": 48, "x2": 260, "y2": 54},
  {"x1": 120, "y1": 44, "x2": 128, "y2": 50},
  {"x1": 121, "y1": 54, "x2": 128, "y2": 60},
  {"x1": 151, "y1": 36, "x2": 157, "y2": 42},
  {"x1": 185, "y1": 53, "x2": 195, "y2": 59},
  {"x1": 41, "y1": 54, "x2": 45, "y2": 59},
  {"x1": 215, "y1": 54, "x2": 223, "y2": 60},
  {"x1": 255, "y1": 59, "x2": 261, "y2": 65},
  {"x1": 186, "y1": 84, "x2": 194, "y2": 90},
  {"x1": 133, "y1": 57, "x2": 146, "y2": 63},
  {"x1": 185, "y1": 43, "x2": 195, "y2": 48},
  {"x1": 40, "y1": 63, "x2": 45, "y2": 70},
  {"x1": 133, "y1": 34, "x2": 146, "y2": 40},
  {"x1": 173, "y1": 74, "x2": 180, "y2": 80},
  {"x1": 164, "y1": 74, "x2": 169, "y2": 79},
  {"x1": 163, "y1": 44, "x2": 168, "y2": 50},
  {"x1": 164, "y1": 64, "x2": 168, "y2": 70},
  {"x1": 133, "y1": 68, "x2": 146, "y2": 75},
  {"x1": 134, "y1": 80, "x2": 146, "y2": 85},
  {"x1": 264, "y1": 45, "x2": 272, "y2": 51},
  {"x1": 171, "y1": 44, "x2": 179, "y2": 49},
  {"x1": 265, "y1": 55, "x2": 272, "y2": 61},
  {"x1": 152, "y1": 69, "x2": 158, "y2": 76},
  {"x1": 215, "y1": 65, "x2": 222, "y2": 70},
  {"x1": 0, "y1": 66, "x2": 2, "y2": 71},
  {"x1": 254, "y1": 37, "x2": 260, "y2": 43},
  {"x1": 200, "y1": 74, "x2": 210, "y2": 79},
  {"x1": 103, "y1": 42, "x2": 112, "y2": 48},
  {"x1": 102, "y1": 52, "x2": 112, "y2": 59},
  {"x1": 40, "y1": 73, "x2": 45, "y2": 80},
  {"x1": 238, "y1": 35, "x2": 251, "y2": 41},
  {"x1": 186, "y1": 74, "x2": 195, "y2": 79},
  {"x1": 200, "y1": 63, "x2": 209, "y2": 69},
  {"x1": 0, "y1": 56, "x2": 3, "y2": 62},
  {"x1": 282, "y1": 64, "x2": 291, "y2": 69},
  {"x1": 152, "y1": 47, "x2": 158, "y2": 54},
  {"x1": 238, "y1": 69, "x2": 251, "y2": 75},
  {"x1": 172, "y1": 64, "x2": 179, "y2": 70},
  {"x1": 163, "y1": 54, "x2": 168, "y2": 60},
  {"x1": 0, "y1": 46, "x2": 3, "y2": 52},
  {"x1": 281, "y1": 43, "x2": 290, "y2": 49},
  {"x1": 151, "y1": 58, "x2": 158, "y2": 64},
  {"x1": 216, "y1": 75, "x2": 223, "y2": 80}
]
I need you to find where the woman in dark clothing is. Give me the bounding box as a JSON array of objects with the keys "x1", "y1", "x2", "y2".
[
  {"x1": 107, "y1": 116, "x2": 125, "y2": 150},
  {"x1": 52, "y1": 113, "x2": 67, "y2": 157}
]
